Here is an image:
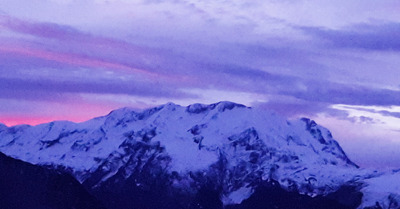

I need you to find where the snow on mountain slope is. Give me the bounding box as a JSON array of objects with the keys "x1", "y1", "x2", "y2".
[
  {"x1": 359, "y1": 170, "x2": 400, "y2": 209},
  {"x1": 0, "y1": 101, "x2": 398, "y2": 208}
]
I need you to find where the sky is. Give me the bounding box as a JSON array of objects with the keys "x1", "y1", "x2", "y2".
[{"x1": 0, "y1": 0, "x2": 400, "y2": 169}]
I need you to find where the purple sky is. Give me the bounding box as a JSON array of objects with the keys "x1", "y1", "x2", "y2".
[{"x1": 1, "y1": 0, "x2": 400, "y2": 169}]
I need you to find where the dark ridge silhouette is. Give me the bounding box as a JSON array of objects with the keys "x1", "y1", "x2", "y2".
[
  {"x1": 0, "y1": 152, "x2": 105, "y2": 209},
  {"x1": 226, "y1": 180, "x2": 362, "y2": 209}
]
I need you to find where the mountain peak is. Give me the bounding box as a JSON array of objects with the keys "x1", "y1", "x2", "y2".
[
  {"x1": 0, "y1": 123, "x2": 7, "y2": 129},
  {"x1": 186, "y1": 101, "x2": 247, "y2": 114}
]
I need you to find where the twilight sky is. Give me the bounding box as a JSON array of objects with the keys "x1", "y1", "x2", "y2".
[{"x1": 1, "y1": 0, "x2": 400, "y2": 169}]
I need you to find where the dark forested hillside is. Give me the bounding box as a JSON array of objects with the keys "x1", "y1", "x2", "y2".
[{"x1": 0, "y1": 152, "x2": 105, "y2": 209}]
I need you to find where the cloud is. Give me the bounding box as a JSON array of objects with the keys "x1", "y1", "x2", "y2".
[
  {"x1": 301, "y1": 22, "x2": 400, "y2": 51},
  {"x1": 341, "y1": 106, "x2": 400, "y2": 119},
  {"x1": 252, "y1": 97, "x2": 349, "y2": 119},
  {"x1": 378, "y1": 110, "x2": 400, "y2": 118},
  {"x1": 200, "y1": 63, "x2": 400, "y2": 108},
  {"x1": 2, "y1": 13, "x2": 400, "y2": 111},
  {"x1": 0, "y1": 13, "x2": 83, "y2": 40},
  {"x1": 0, "y1": 76, "x2": 194, "y2": 102},
  {"x1": 0, "y1": 4, "x2": 398, "y2": 109},
  {"x1": 0, "y1": 97, "x2": 122, "y2": 126},
  {"x1": 0, "y1": 14, "x2": 177, "y2": 79},
  {"x1": 286, "y1": 80, "x2": 400, "y2": 106},
  {"x1": 358, "y1": 116, "x2": 376, "y2": 124}
]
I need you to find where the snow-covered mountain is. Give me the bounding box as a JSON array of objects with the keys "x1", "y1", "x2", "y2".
[{"x1": 0, "y1": 102, "x2": 399, "y2": 209}]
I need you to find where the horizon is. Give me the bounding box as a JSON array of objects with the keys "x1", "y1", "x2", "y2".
[{"x1": 1, "y1": 0, "x2": 400, "y2": 169}]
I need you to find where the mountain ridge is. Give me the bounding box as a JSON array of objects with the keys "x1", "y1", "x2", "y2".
[
  {"x1": 0, "y1": 101, "x2": 399, "y2": 209},
  {"x1": 0, "y1": 152, "x2": 106, "y2": 209}
]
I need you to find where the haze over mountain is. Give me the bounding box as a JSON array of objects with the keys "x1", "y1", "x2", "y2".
[{"x1": 1, "y1": 102, "x2": 399, "y2": 209}]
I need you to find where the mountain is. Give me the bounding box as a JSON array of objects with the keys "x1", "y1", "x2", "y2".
[
  {"x1": 0, "y1": 151, "x2": 105, "y2": 209},
  {"x1": 0, "y1": 101, "x2": 399, "y2": 209}
]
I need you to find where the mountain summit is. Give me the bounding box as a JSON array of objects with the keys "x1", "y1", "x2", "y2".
[{"x1": 0, "y1": 102, "x2": 399, "y2": 209}]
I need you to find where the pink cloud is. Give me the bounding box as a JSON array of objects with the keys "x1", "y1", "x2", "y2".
[
  {"x1": 0, "y1": 100, "x2": 118, "y2": 126},
  {"x1": 0, "y1": 116, "x2": 70, "y2": 127},
  {"x1": 0, "y1": 45, "x2": 159, "y2": 77},
  {"x1": 0, "y1": 14, "x2": 197, "y2": 84}
]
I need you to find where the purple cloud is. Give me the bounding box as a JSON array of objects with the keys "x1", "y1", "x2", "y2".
[
  {"x1": 301, "y1": 22, "x2": 400, "y2": 51},
  {"x1": 0, "y1": 8, "x2": 398, "y2": 119},
  {"x1": 191, "y1": 63, "x2": 400, "y2": 108},
  {"x1": 0, "y1": 76, "x2": 195, "y2": 102},
  {"x1": 0, "y1": 14, "x2": 83, "y2": 40},
  {"x1": 252, "y1": 99, "x2": 349, "y2": 119},
  {"x1": 358, "y1": 116, "x2": 376, "y2": 124},
  {"x1": 285, "y1": 80, "x2": 400, "y2": 106},
  {"x1": 0, "y1": 14, "x2": 176, "y2": 79}
]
